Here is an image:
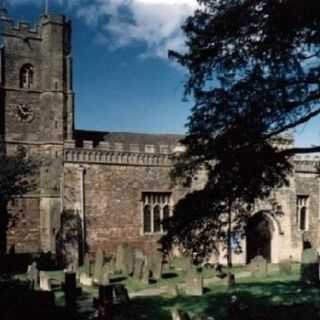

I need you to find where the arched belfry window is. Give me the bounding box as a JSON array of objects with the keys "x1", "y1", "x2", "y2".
[
  {"x1": 20, "y1": 64, "x2": 34, "y2": 89},
  {"x1": 142, "y1": 192, "x2": 172, "y2": 234}
]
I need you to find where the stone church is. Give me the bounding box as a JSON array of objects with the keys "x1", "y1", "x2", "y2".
[{"x1": 1, "y1": 9, "x2": 319, "y2": 265}]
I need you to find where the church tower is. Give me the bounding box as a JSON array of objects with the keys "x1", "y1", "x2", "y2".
[{"x1": 0, "y1": 7, "x2": 74, "y2": 253}]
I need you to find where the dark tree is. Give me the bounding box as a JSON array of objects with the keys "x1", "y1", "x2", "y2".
[
  {"x1": 0, "y1": 146, "x2": 37, "y2": 254},
  {"x1": 161, "y1": 0, "x2": 320, "y2": 265}
]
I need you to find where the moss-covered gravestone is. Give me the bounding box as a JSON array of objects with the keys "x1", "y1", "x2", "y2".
[{"x1": 301, "y1": 248, "x2": 319, "y2": 284}]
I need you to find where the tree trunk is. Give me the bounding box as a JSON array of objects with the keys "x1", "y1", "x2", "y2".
[
  {"x1": 227, "y1": 202, "x2": 233, "y2": 268},
  {"x1": 0, "y1": 200, "x2": 8, "y2": 256}
]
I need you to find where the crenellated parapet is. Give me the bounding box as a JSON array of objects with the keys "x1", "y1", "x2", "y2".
[
  {"x1": 64, "y1": 140, "x2": 173, "y2": 166},
  {"x1": 294, "y1": 155, "x2": 320, "y2": 173},
  {"x1": 1, "y1": 17, "x2": 40, "y2": 38},
  {"x1": 0, "y1": 13, "x2": 67, "y2": 39}
]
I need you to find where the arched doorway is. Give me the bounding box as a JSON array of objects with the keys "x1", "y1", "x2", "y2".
[{"x1": 246, "y1": 212, "x2": 274, "y2": 263}]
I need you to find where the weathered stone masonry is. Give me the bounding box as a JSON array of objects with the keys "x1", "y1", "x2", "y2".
[{"x1": 1, "y1": 9, "x2": 320, "y2": 264}]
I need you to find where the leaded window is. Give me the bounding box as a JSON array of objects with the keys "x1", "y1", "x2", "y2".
[{"x1": 142, "y1": 192, "x2": 171, "y2": 234}]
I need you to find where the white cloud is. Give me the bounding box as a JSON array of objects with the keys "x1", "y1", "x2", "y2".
[
  {"x1": 76, "y1": 0, "x2": 199, "y2": 59},
  {"x1": 10, "y1": 0, "x2": 200, "y2": 60}
]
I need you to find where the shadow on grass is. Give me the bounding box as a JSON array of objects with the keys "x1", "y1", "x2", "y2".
[
  {"x1": 162, "y1": 272, "x2": 179, "y2": 279},
  {"x1": 117, "y1": 280, "x2": 320, "y2": 320}
]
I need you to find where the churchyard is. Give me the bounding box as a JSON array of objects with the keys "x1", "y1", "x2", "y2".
[{"x1": 1, "y1": 244, "x2": 320, "y2": 320}]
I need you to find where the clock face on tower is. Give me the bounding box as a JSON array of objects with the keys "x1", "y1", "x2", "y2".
[{"x1": 8, "y1": 104, "x2": 35, "y2": 123}]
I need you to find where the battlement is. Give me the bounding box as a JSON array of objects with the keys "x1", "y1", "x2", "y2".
[
  {"x1": 294, "y1": 154, "x2": 320, "y2": 173},
  {"x1": 1, "y1": 18, "x2": 40, "y2": 37},
  {"x1": 0, "y1": 13, "x2": 67, "y2": 39},
  {"x1": 63, "y1": 139, "x2": 177, "y2": 166}
]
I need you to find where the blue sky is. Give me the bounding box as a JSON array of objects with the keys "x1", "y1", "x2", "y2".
[{"x1": 7, "y1": 0, "x2": 320, "y2": 147}]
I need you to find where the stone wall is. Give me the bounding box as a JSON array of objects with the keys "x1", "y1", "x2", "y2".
[
  {"x1": 6, "y1": 197, "x2": 41, "y2": 253},
  {"x1": 63, "y1": 160, "x2": 186, "y2": 256}
]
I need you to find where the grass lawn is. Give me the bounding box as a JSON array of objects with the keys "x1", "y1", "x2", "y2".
[
  {"x1": 112, "y1": 264, "x2": 320, "y2": 320},
  {"x1": 23, "y1": 263, "x2": 320, "y2": 319}
]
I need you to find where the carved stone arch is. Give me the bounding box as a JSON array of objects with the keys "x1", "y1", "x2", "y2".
[{"x1": 246, "y1": 210, "x2": 282, "y2": 264}]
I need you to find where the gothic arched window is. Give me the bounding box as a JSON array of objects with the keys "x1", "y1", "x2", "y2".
[
  {"x1": 142, "y1": 192, "x2": 171, "y2": 234},
  {"x1": 300, "y1": 207, "x2": 307, "y2": 231},
  {"x1": 20, "y1": 64, "x2": 34, "y2": 89},
  {"x1": 143, "y1": 205, "x2": 151, "y2": 233},
  {"x1": 153, "y1": 205, "x2": 161, "y2": 233},
  {"x1": 163, "y1": 205, "x2": 170, "y2": 231},
  {"x1": 297, "y1": 195, "x2": 309, "y2": 231}
]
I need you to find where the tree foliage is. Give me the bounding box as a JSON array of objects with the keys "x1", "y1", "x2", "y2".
[{"x1": 161, "y1": 0, "x2": 320, "y2": 262}]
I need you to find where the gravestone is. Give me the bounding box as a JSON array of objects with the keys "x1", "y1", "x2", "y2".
[
  {"x1": 115, "y1": 243, "x2": 134, "y2": 276},
  {"x1": 101, "y1": 263, "x2": 111, "y2": 285},
  {"x1": 113, "y1": 284, "x2": 130, "y2": 304},
  {"x1": 93, "y1": 249, "x2": 104, "y2": 283},
  {"x1": 150, "y1": 250, "x2": 163, "y2": 280},
  {"x1": 79, "y1": 272, "x2": 93, "y2": 287},
  {"x1": 96, "y1": 284, "x2": 113, "y2": 320},
  {"x1": 168, "y1": 283, "x2": 179, "y2": 297},
  {"x1": 133, "y1": 257, "x2": 145, "y2": 280},
  {"x1": 27, "y1": 261, "x2": 39, "y2": 290},
  {"x1": 279, "y1": 259, "x2": 292, "y2": 275},
  {"x1": 227, "y1": 272, "x2": 236, "y2": 288},
  {"x1": 301, "y1": 247, "x2": 319, "y2": 284},
  {"x1": 185, "y1": 266, "x2": 203, "y2": 296},
  {"x1": 248, "y1": 255, "x2": 268, "y2": 277},
  {"x1": 83, "y1": 253, "x2": 91, "y2": 276},
  {"x1": 64, "y1": 272, "x2": 77, "y2": 309},
  {"x1": 39, "y1": 271, "x2": 52, "y2": 291},
  {"x1": 142, "y1": 257, "x2": 150, "y2": 285}
]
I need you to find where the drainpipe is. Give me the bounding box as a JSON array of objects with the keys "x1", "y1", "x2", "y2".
[{"x1": 79, "y1": 165, "x2": 86, "y2": 264}]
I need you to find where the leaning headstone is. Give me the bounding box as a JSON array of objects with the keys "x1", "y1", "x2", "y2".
[
  {"x1": 279, "y1": 259, "x2": 292, "y2": 275},
  {"x1": 185, "y1": 266, "x2": 203, "y2": 296},
  {"x1": 93, "y1": 248, "x2": 104, "y2": 283},
  {"x1": 27, "y1": 261, "x2": 39, "y2": 290},
  {"x1": 248, "y1": 255, "x2": 268, "y2": 277},
  {"x1": 150, "y1": 250, "x2": 163, "y2": 280},
  {"x1": 39, "y1": 271, "x2": 52, "y2": 291},
  {"x1": 301, "y1": 248, "x2": 319, "y2": 284}
]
